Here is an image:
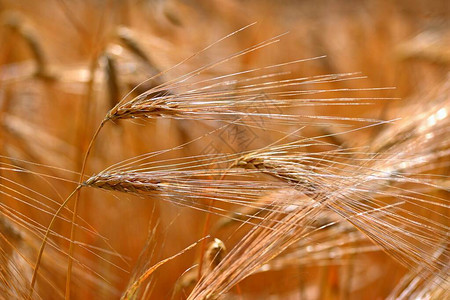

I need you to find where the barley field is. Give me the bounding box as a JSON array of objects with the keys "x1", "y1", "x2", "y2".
[{"x1": 0, "y1": 0, "x2": 448, "y2": 299}]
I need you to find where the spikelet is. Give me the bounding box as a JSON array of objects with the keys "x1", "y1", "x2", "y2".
[{"x1": 83, "y1": 166, "x2": 293, "y2": 222}]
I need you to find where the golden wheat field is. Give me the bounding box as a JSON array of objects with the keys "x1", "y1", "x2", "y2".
[{"x1": 0, "y1": 0, "x2": 449, "y2": 299}]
